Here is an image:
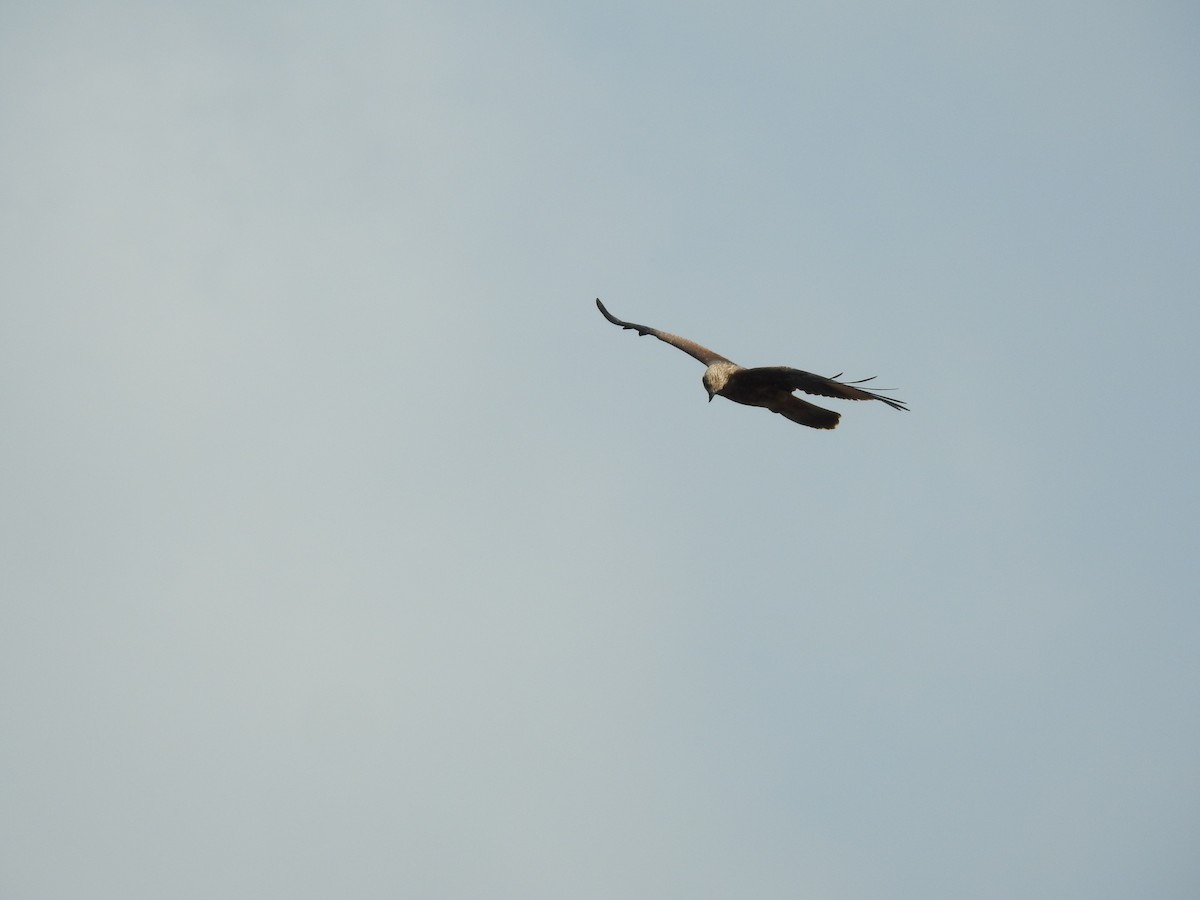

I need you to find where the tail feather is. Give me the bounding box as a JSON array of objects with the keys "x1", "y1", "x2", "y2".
[{"x1": 766, "y1": 394, "x2": 840, "y2": 430}]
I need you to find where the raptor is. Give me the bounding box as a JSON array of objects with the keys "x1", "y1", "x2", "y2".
[{"x1": 596, "y1": 298, "x2": 907, "y2": 430}]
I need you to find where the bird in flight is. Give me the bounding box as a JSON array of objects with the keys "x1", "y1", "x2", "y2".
[{"x1": 596, "y1": 298, "x2": 907, "y2": 430}]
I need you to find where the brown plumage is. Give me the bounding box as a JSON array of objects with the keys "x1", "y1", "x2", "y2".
[{"x1": 596, "y1": 298, "x2": 907, "y2": 430}]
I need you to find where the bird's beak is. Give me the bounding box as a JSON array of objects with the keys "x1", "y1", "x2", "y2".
[{"x1": 707, "y1": 392, "x2": 714, "y2": 402}]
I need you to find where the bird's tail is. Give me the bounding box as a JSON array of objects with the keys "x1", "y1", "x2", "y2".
[{"x1": 766, "y1": 395, "x2": 840, "y2": 430}]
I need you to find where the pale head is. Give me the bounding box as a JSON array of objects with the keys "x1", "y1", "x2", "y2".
[{"x1": 702, "y1": 362, "x2": 740, "y2": 401}]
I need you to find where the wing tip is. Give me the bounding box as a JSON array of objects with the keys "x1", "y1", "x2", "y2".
[{"x1": 595, "y1": 298, "x2": 621, "y2": 326}]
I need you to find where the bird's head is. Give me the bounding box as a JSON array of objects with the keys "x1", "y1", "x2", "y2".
[{"x1": 702, "y1": 364, "x2": 734, "y2": 402}]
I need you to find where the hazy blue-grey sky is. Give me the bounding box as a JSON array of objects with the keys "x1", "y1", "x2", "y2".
[{"x1": 3, "y1": 2, "x2": 1198, "y2": 897}]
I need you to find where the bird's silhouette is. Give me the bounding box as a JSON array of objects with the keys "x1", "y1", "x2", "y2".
[{"x1": 596, "y1": 298, "x2": 907, "y2": 430}]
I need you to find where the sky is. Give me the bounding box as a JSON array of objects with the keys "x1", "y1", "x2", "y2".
[{"x1": 2, "y1": 1, "x2": 1199, "y2": 897}]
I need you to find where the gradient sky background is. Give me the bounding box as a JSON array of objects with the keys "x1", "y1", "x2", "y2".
[{"x1": 3, "y1": 2, "x2": 1199, "y2": 898}]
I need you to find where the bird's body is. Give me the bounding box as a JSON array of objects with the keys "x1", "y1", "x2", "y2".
[{"x1": 596, "y1": 298, "x2": 907, "y2": 430}]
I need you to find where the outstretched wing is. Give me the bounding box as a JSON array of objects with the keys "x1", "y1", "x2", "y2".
[
  {"x1": 596, "y1": 299, "x2": 735, "y2": 367},
  {"x1": 739, "y1": 366, "x2": 909, "y2": 412}
]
